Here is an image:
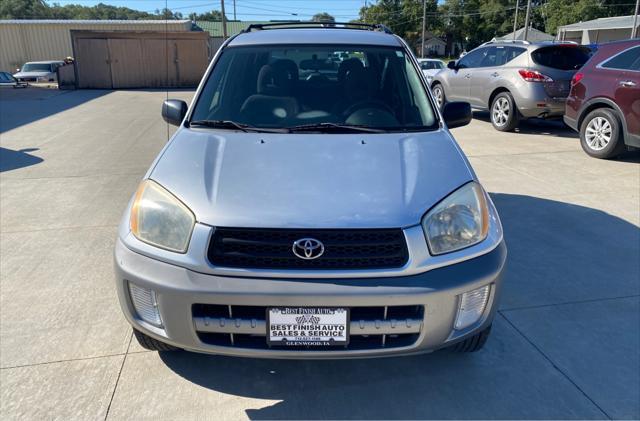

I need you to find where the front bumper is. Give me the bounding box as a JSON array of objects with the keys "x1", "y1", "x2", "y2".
[{"x1": 115, "y1": 239, "x2": 507, "y2": 358}]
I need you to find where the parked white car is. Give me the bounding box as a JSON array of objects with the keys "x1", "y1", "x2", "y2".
[
  {"x1": 417, "y1": 58, "x2": 445, "y2": 84},
  {"x1": 13, "y1": 61, "x2": 64, "y2": 83}
]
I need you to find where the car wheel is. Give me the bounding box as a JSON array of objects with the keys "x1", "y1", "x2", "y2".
[
  {"x1": 580, "y1": 108, "x2": 625, "y2": 159},
  {"x1": 432, "y1": 83, "x2": 445, "y2": 108},
  {"x1": 450, "y1": 324, "x2": 492, "y2": 353},
  {"x1": 133, "y1": 329, "x2": 179, "y2": 352},
  {"x1": 490, "y1": 92, "x2": 519, "y2": 132}
]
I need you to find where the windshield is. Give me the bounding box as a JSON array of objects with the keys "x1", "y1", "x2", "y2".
[
  {"x1": 21, "y1": 63, "x2": 52, "y2": 72},
  {"x1": 191, "y1": 44, "x2": 437, "y2": 131},
  {"x1": 420, "y1": 61, "x2": 443, "y2": 70}
]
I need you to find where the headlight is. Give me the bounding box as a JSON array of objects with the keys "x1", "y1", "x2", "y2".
[
  {"x1": 130, "y1": 180, "x2": 195, "y2": 253},
  {"x1": 422, "y1": 182, "x2": 489, "y2": 255}
]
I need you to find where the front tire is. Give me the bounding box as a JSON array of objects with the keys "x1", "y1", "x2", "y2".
[
  {"x1": 432, "y1": 83, "x2": 446, "y2": 109},
  {"x1": 133, "y1": 329, "x2": 179, "y2": 352},
  {"x1": 449, "y1": 324, "x2": 492, "y2": 353},
  {"x1": 490, "y1": 92, "x2": 519, "y2": 132},
  {"x1": 580, "y1": 108, "x2": 625, "y2": 159}
]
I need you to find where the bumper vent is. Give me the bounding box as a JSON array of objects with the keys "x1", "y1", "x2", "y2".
[
  {"x1": 208, "y1": 228, "x2": 409, "y2": 270},
  {"x1": 193, "y1": 304, "x2": 423, "y2": 351}
]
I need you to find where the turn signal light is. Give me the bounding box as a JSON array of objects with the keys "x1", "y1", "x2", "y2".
[
  {"x1": 129, "y1": 282, "x2": 163, "y2": 327},
  {"x1": 518, "y1": 69, "x2": 553, "y2": 83},
  {"x1": 454, "y1": 285, "x2": 491, "y2": 330}
]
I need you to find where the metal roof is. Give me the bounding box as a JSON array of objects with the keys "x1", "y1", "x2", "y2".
[
  {"x1": 495, "y1": 27, "x2": 554, "y2": 41},
  {"x1": 558, "y1": 15, "x2": 638, "y2": 31},
  {"x1": 229, "y1": 28, "x2": 401, "y2": 47},
  {"x1": 196, "y1": 21, "x2": 269, "y2": 37},
  {"x1": 0, "y1": 19, "x2": 192, "y2": 25}
]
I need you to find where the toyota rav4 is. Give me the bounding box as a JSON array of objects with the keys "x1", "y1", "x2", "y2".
[{"x1": 115, "y1": 22, "x2": 507, "y2": 358}]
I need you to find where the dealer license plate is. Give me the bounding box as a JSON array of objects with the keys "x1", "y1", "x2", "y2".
[{"x1": 267, "y1": 307, "x2": 349, "y2": 347}]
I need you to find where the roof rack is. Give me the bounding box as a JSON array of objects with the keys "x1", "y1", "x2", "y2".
[
  {"x1": 483, "y1": 39, "x2": 531, "y2": 46},
  {"x1": 242, "y1": 21, "x2": 394, "y2": 34}
]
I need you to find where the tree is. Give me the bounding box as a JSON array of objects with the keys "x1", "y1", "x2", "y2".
[
  {"x1": 190, "y1": 10, "x2": 226, "y2": 21},
  {"x1": 0, "y1": 0, "x2": 48, "y2": 19},
  {"x1": 312, "y1": 12, "x2": 335, "y2": 22}
]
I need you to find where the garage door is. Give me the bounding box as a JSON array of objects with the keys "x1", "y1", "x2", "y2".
[
  {"x1": 75, "y1": 38, "x2": 111, "y2": 89},
  {"x1": 72, "y1": 31, "x2": 209, "y2": 89},
  {"x1": 108, "y1": 39, "x2": 145, "y2": 89}
]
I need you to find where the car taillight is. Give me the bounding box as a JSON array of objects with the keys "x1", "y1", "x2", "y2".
[
  {"x1": 571, "y1": 72, "x2": 584, "y2": 86},
  {"x1": 518, "y1": 69, "x2": 553, "y2": 82}
]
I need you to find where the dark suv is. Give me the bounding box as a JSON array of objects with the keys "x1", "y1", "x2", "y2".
[{"x1": 564, "y1": 39, "x2": 640, "y2": 159}]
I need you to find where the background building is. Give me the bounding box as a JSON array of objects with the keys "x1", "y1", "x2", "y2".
[
  {"x1": 494, "y1": 27, "x2": 554, "y2": 42},
  {"x1": 557, "y1": 15, "x2": 639, "y2": 44},
  {"x1": 0, "y1": 19, "x2": 194, "y2": 72}
]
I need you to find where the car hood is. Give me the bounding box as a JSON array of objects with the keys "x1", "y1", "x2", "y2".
[
  {"x1": 13, "y1": 71, "x2": 51, "y2": 77},
  {"x1": 150, "y1": 129, "x2": 474, "y2": 228}
]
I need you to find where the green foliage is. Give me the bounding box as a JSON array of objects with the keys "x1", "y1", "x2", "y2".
[
  {"x1": 359, "y1": 0, "x2": 636, "y2": 52},
  {"x1": 312, "y1": 12, "x2": 335, "y2": 22},
  {"x1": 0, "y1": 0, "x2": 226, "y2": 20}
]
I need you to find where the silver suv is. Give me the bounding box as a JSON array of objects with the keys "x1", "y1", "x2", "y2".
[
  {"x1": 431, "y1": 40, "x2": 590, "y2": 131},
  {"x1": 115, "y1": 22, "x2": 506, "y2": 358}
]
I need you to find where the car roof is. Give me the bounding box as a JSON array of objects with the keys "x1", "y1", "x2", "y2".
[
  {"x1": 228, "y1": 28, "x2": 402, "y2": 47},
  {"x1": 24, "y1": 60, "x2": 63, "y2": 64}
]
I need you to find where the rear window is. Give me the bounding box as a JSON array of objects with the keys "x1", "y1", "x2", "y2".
[
  {"x1": 531, "y1": 46, "x2": 590, "y2": 70},
  {"x1": 420, "y1": 61, "x2": 443, "y2": 70}
]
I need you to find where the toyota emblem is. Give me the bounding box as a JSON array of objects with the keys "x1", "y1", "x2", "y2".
[{"x1": 292, "y1": 238, "x2": 325, "y2": 260}]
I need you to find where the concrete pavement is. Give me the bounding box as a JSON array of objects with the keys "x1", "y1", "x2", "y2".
[{"x1": 1, "y1": 88, "x2": 638, "y2": 420}]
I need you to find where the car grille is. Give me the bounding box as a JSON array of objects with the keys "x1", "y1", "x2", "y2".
[
  {"x1": 192, "y1": 304, "x2": 424, "y2": 351},
  {"x1": 208, "y1": 228, "x2": 409, "y2": 270}
]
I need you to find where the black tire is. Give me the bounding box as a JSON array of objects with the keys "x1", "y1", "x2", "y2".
[
  {"x1": 490, "y1": 92, "x2": 519, "y2": 132},
  {"x1": 579, "y1": 108, "x2": 625, "y2": 159},
  {"x1": 431, "y1": 83, "x2": 446, "y2": 109},
  {"x1": 133, "y1": 329, "x2": 179, "y2": 352},
  {"x1": 450, "y1": 324, "x2": 492, "y2": 353}
]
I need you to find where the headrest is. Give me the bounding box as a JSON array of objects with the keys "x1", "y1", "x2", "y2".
[
  {"x1": 257, "y1": 60, "x2": 298, "y2": 96},
  {"x1": 338, "y1": 58, "x2": 364, "y2": 83},
  {"x1": 344, "y1": 65, "x2": 376, "y2": 101}
]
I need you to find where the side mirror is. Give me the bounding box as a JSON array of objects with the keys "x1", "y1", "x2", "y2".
[
  {"x1": 442, "y1": 102, "x2": 472, "y2": 129},
  {"x1": 447, "y1": 61, "x2": 458, "y2": 70},
  {"x1": 15, "y1": 68, "x2": 20, "y2": 72},
  {"x1": 162, "y1": 99, "x2": 188, "y2": 126}
]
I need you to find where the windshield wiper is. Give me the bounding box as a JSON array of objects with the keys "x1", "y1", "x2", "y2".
[
  {"x1": 287, "y1": 122, "x2": 387, "y2": 133},
  {"x1": 189, "y1": 120, "x2": 288, "y2": 133}
]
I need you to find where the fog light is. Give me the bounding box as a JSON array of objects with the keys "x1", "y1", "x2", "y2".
[
  {"x1": 454, "y1": 285, "x2": 490, "y2": 330},
  {"x1": 129, "y1": 282, "x2": 162, "y2": 327}
]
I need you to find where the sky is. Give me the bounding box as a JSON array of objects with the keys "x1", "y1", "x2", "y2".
[{"x1": 50, "y1": 0, "x2": 369, "y2": 21}]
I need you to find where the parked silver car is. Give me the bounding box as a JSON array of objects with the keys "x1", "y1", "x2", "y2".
[
  {"x1": 115, "y1": 22, "x2": 506, "y2": 358},
  {"x1": 431, "y1": 40, "x2": 590, "y2": 131},
  {"x1": 13, "y1": 60, "x2": 64, "y2": 83}
]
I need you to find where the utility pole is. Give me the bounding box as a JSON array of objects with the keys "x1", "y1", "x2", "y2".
[
  {"x1": 421, "y1": 0, "x2": 426, "y2": 58},
  {"x1": 233, "y1": 0, "x2": 236, "y2": 21},
  {"x1": 523, "y1": 0, "x2": 532, "y2": 41},
  {"x1": 221, "y1": 0, "x2": 228, "y2": 39},
  {"x1": 632, "y1": 0, "x2": 639, "y2": 38},
  {"x1": 513, "y1": 0, "x2": 520, "y2": 40}
]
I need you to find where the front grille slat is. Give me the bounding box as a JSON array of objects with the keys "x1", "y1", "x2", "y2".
[{"x1": 209, "y1": 228, "x2": 409, "y2": 270}]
